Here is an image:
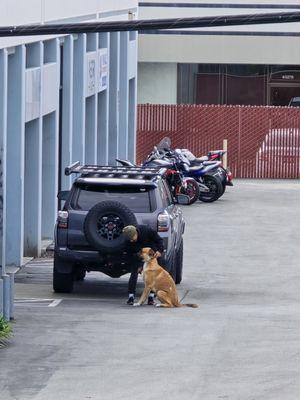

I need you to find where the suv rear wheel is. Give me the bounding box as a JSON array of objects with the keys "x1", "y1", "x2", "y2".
[{"x1": 53, "y1": 254, "x2": 74, "y2": 293}]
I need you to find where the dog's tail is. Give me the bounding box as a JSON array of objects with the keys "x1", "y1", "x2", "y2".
[{"x1": 180, "y1": 303, "x2": 198, "y2": 308}]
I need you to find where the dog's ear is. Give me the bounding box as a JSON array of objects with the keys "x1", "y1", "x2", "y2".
[{"x1": 148, "y1": 248, "x2": 155, "y2": 258}]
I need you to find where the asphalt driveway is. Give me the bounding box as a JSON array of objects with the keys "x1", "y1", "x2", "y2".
[{"x1": 1, "y1": 179, "x2": 300, "y2": 400}]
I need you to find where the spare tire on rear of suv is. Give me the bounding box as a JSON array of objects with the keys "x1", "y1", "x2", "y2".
[{"x1": 84, "y1": 201, "x2": 137, "y2": 253}]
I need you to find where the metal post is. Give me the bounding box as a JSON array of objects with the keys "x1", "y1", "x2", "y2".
[
  {"x1": 9, "y1": 272, "x2": 14, "y2": 320},
  {"x1": 2, "y1": 274, "x2": 10, "y2": 320},
  {"x1": 223, "y1": 139, "x2": 228, "y2": 169},
  {"x1": 0, "y1": 278, "x2": 3, "y2": 317}
]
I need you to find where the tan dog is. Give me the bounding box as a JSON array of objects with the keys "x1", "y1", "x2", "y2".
[{"x1": 134, "y1": 248, "x2": 198, "y2": 308}]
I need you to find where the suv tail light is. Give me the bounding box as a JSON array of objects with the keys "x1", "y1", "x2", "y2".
[
  {"x1": 157, "y1": 212, "x2": 170, "y2": 232},
  {"x1": 57, "y1": 211, "x2": 69, "y2": 229}
]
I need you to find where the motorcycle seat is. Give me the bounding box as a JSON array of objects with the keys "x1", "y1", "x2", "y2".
[
  {"x1": 203, "y1": 161, "x2": 220, "y2": 166},
  {"x1": 189, "y1": 165, "x2": 204, "y2": 172},
  {"x1": 195, "y1": 156, "x2": 208, "y2": 162}
]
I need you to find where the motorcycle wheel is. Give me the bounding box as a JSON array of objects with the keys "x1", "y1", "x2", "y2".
[
  {"x1": 180, "y1": 179, "x2": 200, "y2": 205},
  {"x1": 199, "y1": 176, "x2": 223, "y2": 203}
]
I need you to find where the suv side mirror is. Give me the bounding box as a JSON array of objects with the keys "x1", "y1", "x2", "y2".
[
  {"x1": 176, "y1": 194, "x2": 190, "y2": 205},
  {"x1": 57, "y1": 190, "x2": 70, "y2": 201}
]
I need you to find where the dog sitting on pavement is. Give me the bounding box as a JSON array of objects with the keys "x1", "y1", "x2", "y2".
[{"x1": 134, "y1": 247, "x2": 198, "y2": 308}]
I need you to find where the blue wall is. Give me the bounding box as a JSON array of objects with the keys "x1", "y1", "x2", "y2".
[{"x1": 0, "y1": 31, "x2": 138, "y2": 319}]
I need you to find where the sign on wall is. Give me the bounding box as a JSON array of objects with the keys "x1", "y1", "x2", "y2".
[
  {"x1": 86, "y1": 52, "x2": 97, "y2": 98},
  {"x1": 99, "y1": 48, "x2": 108, "y2": 92}
]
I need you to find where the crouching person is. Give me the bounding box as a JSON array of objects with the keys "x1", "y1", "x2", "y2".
[{"x1": 122, "y1": 225, "x2": 164, "y2": 306}]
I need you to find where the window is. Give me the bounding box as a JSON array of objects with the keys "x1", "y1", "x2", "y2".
[{"x1": 72, "y1": 185, "x2": 154, "y2": 213}]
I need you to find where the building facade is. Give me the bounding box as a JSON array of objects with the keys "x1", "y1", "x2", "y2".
[
  {"x1": 0, "y1": 0, "x2": 138, "y2": 318},
  {"x1": 138, "y1": 0, "x2": 300, "y2": 105}
]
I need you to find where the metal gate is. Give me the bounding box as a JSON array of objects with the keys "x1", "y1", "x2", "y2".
[{"x1": 137, "y1": 104, "x2": 300, "y2": 179}]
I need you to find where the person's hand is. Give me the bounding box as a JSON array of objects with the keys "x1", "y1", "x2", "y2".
[{"x1": 154, "y1": 251, "x2": 161, "y2": 258}]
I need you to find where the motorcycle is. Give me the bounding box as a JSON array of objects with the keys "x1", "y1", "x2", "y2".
[
  {"x1": 116, "y1": 143, "x2": 200, "y2": 205},
  {"x1": 143, "y1": 145, "x2": 200, "y2": 205},
  {"x1": 180, "y1": 148, "x2": 233, "y2": 197},
  {"x1": 154, "y1": 138, "x2": 226, "y2": 203}
]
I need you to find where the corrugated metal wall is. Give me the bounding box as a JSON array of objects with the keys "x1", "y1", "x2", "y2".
[{"x1": 137, "y1": 104, "x2": 300, "y2": 179}]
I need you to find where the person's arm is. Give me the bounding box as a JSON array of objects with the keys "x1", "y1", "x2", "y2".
[{"x1": 148, "y1": 227, "x2": 164, "y2": 254}]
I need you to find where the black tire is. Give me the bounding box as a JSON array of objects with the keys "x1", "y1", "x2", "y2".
[
  {"x1": 199, "y1": 175, "x2": 223, "y2": 203},
  {"x1": 53, "y1": 255, "x2": 74, "y2": 293},
  {"x1": 84, "y1": 201, "x2": 137, "y2": 253},
  {"x1": 175, "y1": 240, "x2": 183, "y2": 284},
  {"x1": 181, "y1": 179, "x2": 200, "y2": 205}
]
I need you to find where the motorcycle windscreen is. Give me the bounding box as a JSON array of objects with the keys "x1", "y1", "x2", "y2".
[{"x1": 157, "y1": 137, "x2": 172, "y2": 151}]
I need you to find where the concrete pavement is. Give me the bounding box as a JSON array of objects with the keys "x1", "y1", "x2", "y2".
[{"x1": 1, "y1": 179, "x2": 300, "y2": 400}]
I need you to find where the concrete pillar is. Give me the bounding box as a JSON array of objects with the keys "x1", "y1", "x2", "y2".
[
  {"x1": 85, "y1": 95, "x2": 97, "y2": 164},
  {"x1": 85, "y1": 33, "x2": 98, "y2": 165},
  {"x1": 73, "y1": 34, "x2": 86, "y2": 165},
  {"x1": 41, "y1": 39, "x2": 60, "y2": 240},
  {"x1": 42, "y1": 112, "x2": 58, "y2": 239},
  {"x1": 97, "y1": 33, "x2": 109, "y2": 165},
  {"x1": 6, "y1": 45, "x2": 26, "y2": 267},
  {"x1": 24, "y1": 119, "x2": 42, "y2": 255},
  {"x1": 24, "y1": 42, "x2": 43, "y2": 257},
  {"x1": 128, "y1": 77, "x2": 137, "y2": 162},
  {"x1": 119, "y1": 32, "x2": 129, "y2": 160},
  {"x1": 61, "y1": 36, "x2": 74, "y2": 190},
  {"x1": 128, "y1": 34, "x2": 138, "y2": 163},
  {"x1": 108, "y1": 32, "x2": 120, "y2": 165},
  {"x1": 97, "y1": 91, "x2": 109, "y2": 164},
  {"x1": 0, "y1": 49, "x2": 8, "y2": 273}
]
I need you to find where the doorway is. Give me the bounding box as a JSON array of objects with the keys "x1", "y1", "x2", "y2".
[{"x1": 269, "y1": 85, "x2": 300, "y2": 106}]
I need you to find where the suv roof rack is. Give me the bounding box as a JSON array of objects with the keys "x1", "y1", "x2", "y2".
[{"x1": 65, "y1": 162, "x2": 167, "y2": 180}]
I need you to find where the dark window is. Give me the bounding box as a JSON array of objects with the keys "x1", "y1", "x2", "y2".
[{"x1": 72, "y1": 185, "x2": 155, "y2": 213}]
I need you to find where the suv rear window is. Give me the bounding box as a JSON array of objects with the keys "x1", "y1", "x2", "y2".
[{"x1": 71, "y1": 185, "x2": 155, "y2": 213}]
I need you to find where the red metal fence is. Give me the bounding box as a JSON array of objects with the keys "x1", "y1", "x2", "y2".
[{"x1": 136, "y1": 104, "x2": 300, "y2": 179}]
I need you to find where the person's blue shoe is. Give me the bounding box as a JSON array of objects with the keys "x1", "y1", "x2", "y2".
[{"x1": 126, "y1": 296, "x2": 134, "y2": 305}]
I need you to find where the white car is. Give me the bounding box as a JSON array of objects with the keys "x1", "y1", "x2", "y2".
[{"x1": 256, "y1": 129, "x2": 300, "y2": 178}]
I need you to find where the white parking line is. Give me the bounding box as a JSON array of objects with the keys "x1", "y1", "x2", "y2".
[
  {"x1": 48, "y1": 299, "x2": 62, "y2": 307},
  {"x1": 15, "y1": 298, "x2": 62, "y2": 307}
]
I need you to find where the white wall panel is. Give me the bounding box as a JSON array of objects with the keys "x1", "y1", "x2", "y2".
[
  {"x1": 42, "y1": 63, "x2": 58, "y2": 115},
  {"x1": 128, "y1": 41, "x2": 137, "y2": 80},
  {"x1": 25, "y1": 68, "x2": 41, "y2": 122}
]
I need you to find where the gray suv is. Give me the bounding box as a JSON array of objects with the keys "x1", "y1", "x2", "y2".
[{"x1": 53, "y1": 163, "x2": 186, "y2": 293}]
